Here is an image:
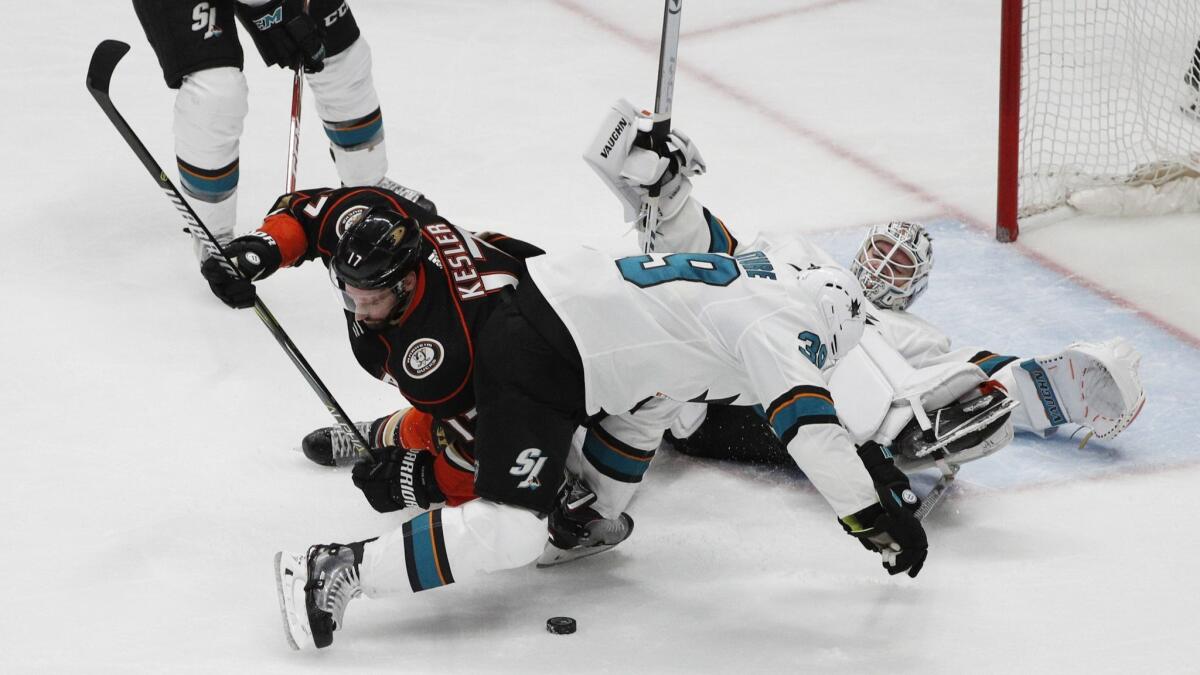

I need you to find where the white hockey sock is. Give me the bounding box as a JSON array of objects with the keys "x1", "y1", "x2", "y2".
[
  {"x1": 307, "y1": 38, "x2": 389, "y2": 186},
  {"x1": 358, "y1": 501, "x2": 546, "y2": 597}
]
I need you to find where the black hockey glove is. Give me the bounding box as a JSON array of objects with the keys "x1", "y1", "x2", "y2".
[
  {"x1": 841, "y1": 500, "x2": 928, "y2": 578},
  {"x1": 239, "y1": 0, "x2": 326, "y2": 72},
  {"x1": 198, "y1": 233, "x2": 282, "y2": 309},
  {"x1": 857, "y1": 441, "x2": 921, "y2": 513},
  {"x1": 351, "y1": 447, "x2": 446, "y2": 513}
]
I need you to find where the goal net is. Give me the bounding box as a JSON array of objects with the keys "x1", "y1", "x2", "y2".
[{"x1": 996, "y1": 0, "x2": 1200, "y2": 241}]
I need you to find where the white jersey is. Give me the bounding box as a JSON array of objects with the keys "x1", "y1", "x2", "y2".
[
  {"x1": 656, "y1": 195, "x2": 1036, "y2": 433},
  {"x1": 527, "y1": 247, "x2": 878, "y2": 517}
]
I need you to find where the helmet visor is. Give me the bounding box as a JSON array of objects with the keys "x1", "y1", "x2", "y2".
[{"x1": 330, "y1": 266, "x2": 413, "y2": 328}]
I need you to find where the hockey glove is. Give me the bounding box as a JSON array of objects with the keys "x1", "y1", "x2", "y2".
[
  {"x1": 841, "y1": 500, "x2": 928, "y2": 578},
  {"x1": 239, "y1": 0, "x2": 327, "y2": 72},
  {"x1": 199, "y1": 233, "x2": 283, "y2": 309},
  {"x1": 351, "y1": 447, "x2": 446, "y2": 513},
  {"x1": 857, "y1": 442, "x2": 921, "y2": 513}
]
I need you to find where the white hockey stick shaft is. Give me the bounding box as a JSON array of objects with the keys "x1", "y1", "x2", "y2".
[{"x1": 638, "y1": 0, "x2": 683, "y2": 253}]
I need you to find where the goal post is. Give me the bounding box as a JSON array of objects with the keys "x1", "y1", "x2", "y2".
[{"x1": 996, "y1": 0, "x2": 1200, "y2": 242}]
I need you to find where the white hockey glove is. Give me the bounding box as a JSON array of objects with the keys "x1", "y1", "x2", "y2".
[
  {"x1": 583, "y1": 98, "x2": 706, "y2": 223},
  {"x1": 995, "y1": 338, "x2": 1146, "y2": 441}
]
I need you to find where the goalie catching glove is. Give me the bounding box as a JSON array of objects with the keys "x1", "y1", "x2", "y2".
[
  {"x1": 583, "y1": 98, "x2": 706, "y2": 223},
  {"x1": 351, "y1": 447, "x2": 446, "y2": 512}
]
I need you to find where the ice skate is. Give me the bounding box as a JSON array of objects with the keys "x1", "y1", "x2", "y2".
[
  {"x1": 537, "y1": 479, "x2": 635, "y2": 568},
  {"x1": 274, "y1": 544, "x2": 362, "y2": 650},
  {"x1": 300, "y1": 420, "x2": 375, "y2": 467},
  {"x1": 375, "y1": 177, "x2": 438, "y2": 215},
  {"x1": 894, "y1": 382, "x2": 1019, "y2": 472}
]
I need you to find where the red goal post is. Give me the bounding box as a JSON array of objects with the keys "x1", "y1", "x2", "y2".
[{"x1": 996, "y1": 0, "x2": 1200, "y2": 242}]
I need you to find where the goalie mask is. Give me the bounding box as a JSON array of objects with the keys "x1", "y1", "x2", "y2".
[
  {"x1": 796, "y1": 265, "x2": 867, "y2": 364},
  {"x1": 850, "y1": 221, "x2": 933, "y2": 310},
  {"x1": 330, "y1": 207, "x2": 424, "y2": 329}
]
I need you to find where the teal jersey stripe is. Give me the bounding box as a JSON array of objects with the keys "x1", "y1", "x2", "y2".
[
  {"x1": 405, "y1": 511, "x2": 449, "y2": 591},
  {"x1": 973, "y1": 352, "x2": 1018, "y2": 376},
  {"x1": 705, "y1": 210, "x2": 736, "y2": 254},
  {"x1": 324, "y1": 114, "x2": 383, "y2": 148},
  {"x1": 178, "y1": 165, "x2": 238, "y2": 198},
  {"x1": 769, "y1": 394, "x2": 837, "y2": 439},
  {"x1": 582, "y1": 430, "x2": 654, "y2": 483}
]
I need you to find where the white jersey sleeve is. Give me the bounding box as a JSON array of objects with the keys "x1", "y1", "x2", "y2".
[
  {"x1": 650, "y1": 197, "x2": 740, "y2": 255},
  {"x1": 735, "y1": 319, "x2": 879, "y2": 517}
]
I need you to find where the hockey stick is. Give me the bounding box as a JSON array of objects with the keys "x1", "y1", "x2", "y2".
[
  {"x1": 637, "y1": 0, "x2": 683, "y2": 253},
  {"x1": 86, "y1": 39, "x2": 374, "y2": 461},
  {"x1": 284, "y1": 0, "x2": 313, "y2": 192}
]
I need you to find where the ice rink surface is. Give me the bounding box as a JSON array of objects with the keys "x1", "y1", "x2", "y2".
[{"x1": 3, "y1": 1, "x2": 1199, "y2": 672}]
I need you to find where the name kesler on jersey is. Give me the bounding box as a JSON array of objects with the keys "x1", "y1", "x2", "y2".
[{"x1": 425, "y1": 223, "x2": 484, "y2": 300}]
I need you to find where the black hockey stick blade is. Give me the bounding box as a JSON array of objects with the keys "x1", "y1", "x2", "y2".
[{"x1": 86, "y1": 40, "x2": 130, "y2": 98}]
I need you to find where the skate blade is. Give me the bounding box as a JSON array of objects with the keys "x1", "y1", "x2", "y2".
[
  {"x1": 536, "y1": 541, "x2": 621, "y2": 568},
  {"x1": 912, "y1": 398, "x2": 1020, "y2": 458},
  {"x1": 274, "y1": 551, "x2": 315, "y2": 651}
]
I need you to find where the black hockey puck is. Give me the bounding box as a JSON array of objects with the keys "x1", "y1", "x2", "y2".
[{"x1": 546, "y1": 616, "x2": 577, "y2": 635}]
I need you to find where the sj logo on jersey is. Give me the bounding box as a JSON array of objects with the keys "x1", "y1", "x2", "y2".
[
  {"x1": 191, "y1": 3, "x2": 223, "y2": 39},
  {"x1": 509, "y1": 449, "x2": 548, "y2": 490}
]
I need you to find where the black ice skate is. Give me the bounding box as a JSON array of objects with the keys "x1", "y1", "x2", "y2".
[
  {"x1": 375, "y1": 177, "x2": 438, "y2": 215},
  {"x1": 300, "y1": 420, "x2": 375, "y2": 467},
  {"x1": 274, "y1": 544, "x2": 362, "y2": 650},
  {"x1": 894, "y1": 382, "x2": 1019, "y2": 471},
  {"x1": 536, "y1": 479, "x2": 634, "y2": 568}
]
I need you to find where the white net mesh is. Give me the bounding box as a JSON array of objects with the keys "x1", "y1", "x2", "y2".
[{"x1": 1019, "y1": 0, "x2": 1200, "y2": 219}]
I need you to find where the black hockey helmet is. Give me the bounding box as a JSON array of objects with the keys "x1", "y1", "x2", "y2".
[
  {"x1": 332, "y1": 207, "x2": 422, "y2": 289},
  {"x1": 330, "y1": 207, "x2": 423, "y2": 327}
]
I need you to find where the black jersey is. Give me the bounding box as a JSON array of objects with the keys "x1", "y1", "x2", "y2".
[{"x1": 263, "y1": 186, "x2": 541, "y2": 420}]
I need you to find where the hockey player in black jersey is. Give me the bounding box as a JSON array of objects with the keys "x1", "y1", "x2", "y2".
[{"x1": 200, "y1": 185, "x2": 540, "y2": 508}]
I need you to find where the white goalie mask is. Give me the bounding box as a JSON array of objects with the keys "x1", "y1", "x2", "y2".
[
  {"x1": 850, "y1": 221, "x2": 934, "y2": 310},
  {"x1": 796, "y1": 265, "x2": 867, "y2": 365}
]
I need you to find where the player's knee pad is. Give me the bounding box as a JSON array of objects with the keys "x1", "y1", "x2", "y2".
[
  {"x1": 173, "y1": 67, "x2": 248, "y2": 201},
  {"x1": 359, "y1": 502, "x2": 545, "y2": 596},
  {"x1": 308, "y1": 38, "x2": 380, "y2": 125},
  {"x1": 312, "y1": 39, "x2": 387, "y2": 185},
  {"x1": 443, "y1": 501, "x2": 547, "y2": 572}
]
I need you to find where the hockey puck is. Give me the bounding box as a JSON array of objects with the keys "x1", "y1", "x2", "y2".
[{"x1": 546, "y1": 616, "x2": 577, "y2": 635}]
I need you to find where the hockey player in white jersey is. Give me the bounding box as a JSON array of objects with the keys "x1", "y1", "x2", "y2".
[
  {"x1": 273, "y1": 228, "x2": 929, "y2": 650},
  {"x1": 132, "y1": 0, "x2": 432, "y2": 261},
  {"x1": 583, "y1": 98, "x2": 1145, "y2": 475}
]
